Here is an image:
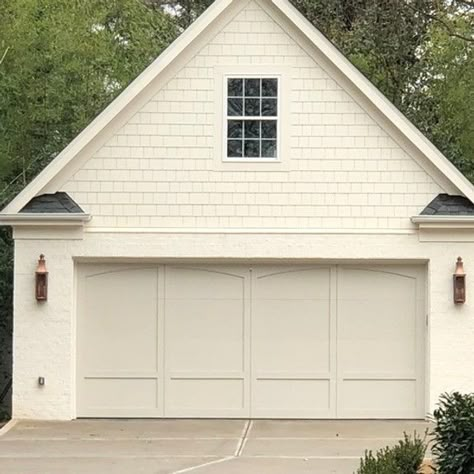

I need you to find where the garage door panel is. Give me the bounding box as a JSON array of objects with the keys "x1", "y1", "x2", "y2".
[
  {"x1": 340, "y1": 268, "x2": 415, "y2": 298},
  {"x1": 337, "y1": 267, "x2": 424, "y2": 418},
  {"x1": 82, "y1": 268, "x2": 159, "y2": 373},
  {"x1": 166, "y1": 300, "x2": 244, "y2": 372},
  {"x1": 254, "y1": 379, "x2": 331, "y2": 417},
  {"x1": 164, "y1": 266, "x2": 249, "y2": 417},
  {"x1": 253, "y1": 299, "x2": 331, "y2": 373},
  {"x1": 167, "y1": 379, "x2": 244, "y2": 412},
  {"x1": 338, "y1": 301, "x2": 417, "y2": 375},
  {"x1": 340, "y1": 379, "x2": 418, "y2": 418},
  {"x1": 165, "y1": 267, "x2": 246, "y2": 299},
  {"x1": 252, "y1": 267, "x2": 335, "y2": 417},
  {"x1": 80, "y1": 378, "x2": 159, "y2": 414},
  {"x1": 254, "y1": 267, "x2": 331, "y2": 299}
]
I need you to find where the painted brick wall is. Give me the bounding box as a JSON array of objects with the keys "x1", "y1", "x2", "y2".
[
  {"x1": 62, "y1": 0, "x2": 450, "y2": 229},
  {"x1": 12, "y1": 231, "x2": 474, "y2": 420}
]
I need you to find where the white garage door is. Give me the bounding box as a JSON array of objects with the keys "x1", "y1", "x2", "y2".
[{"x1": 77, "y1": 264, "x2": 425, "y2": 419}]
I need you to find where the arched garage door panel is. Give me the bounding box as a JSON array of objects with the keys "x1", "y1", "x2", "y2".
[
  {"x1": 337, "y1": 267, "x2": 425, "y2": 419},
  {"x1": 251, "y1": 267, "x2": 335, "y2": 418},
  {"x1": 164, "y1": 266, "x2": 249, "y2": 417},
  {"x1": 77, "y1": 267, "x2": 161, "y2": 417}
]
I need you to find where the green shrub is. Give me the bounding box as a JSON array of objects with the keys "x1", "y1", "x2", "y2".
[
  {"x1": 432, "y1": 392, "x2": 474, "y2": 474},
  {"x1": 357, "y1": 432, "x2": 427, "y2": 474}
]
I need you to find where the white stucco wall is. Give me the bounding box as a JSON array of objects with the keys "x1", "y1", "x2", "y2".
[{"x1": 12, "y1": 230, "x2": 474, "y2": 420}]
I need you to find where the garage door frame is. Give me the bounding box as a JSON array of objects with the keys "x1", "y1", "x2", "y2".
[{"x1": 75, "y1": 261, "x2": 427, "y2": 419}]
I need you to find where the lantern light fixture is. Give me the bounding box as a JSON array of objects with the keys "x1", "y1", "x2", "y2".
[
  {"x1": 453, "y1": 257, "x2": 466, "y2": 305},
  {"x1": 35, "y1": 254, "x2": 48, "y2": 302}
]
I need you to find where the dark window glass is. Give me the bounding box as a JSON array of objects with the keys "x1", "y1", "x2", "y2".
[
  {"x1": 226, "y1": 77, "x2": 278, "y2": 159},
  {"x1": 228, "y1": 140, "x2": 243, "y2": 157},
  {"x1": 228, "y1": 98, "x2": 243, "y2": 116},
  {"x1": 228, "y1": 120, "x2": 243, "y2": 138},
  {"x1": 262, "y1": 78, "x2": 278, "y2": 97},
  {"x1": 244, "y1": 140, "x2": 260, "y2": 158},
  {"x1": 262, "y1": 98, "x2": 277, "y2": 116},
  {"x1": 245, "y1": 98, "x2": 260, "y2": 116},
  {"x1": 261, "y1": 140, "x2": 277, "y2": 158},
  {"x1": 262, "y1": 121, "x2": 277, "y2": 139},
  {"x1": 245, "y1": 120, "x2": 260, "y2": 139},
  {"x1": 228, "y1": 78, "x2": 243, "y2": 97},
  {"x1": 245, "y1": 78, "x2": 261, "y2": 97}
]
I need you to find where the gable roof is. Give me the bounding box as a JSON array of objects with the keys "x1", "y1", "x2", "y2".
[{"x1": 2, "y1": 0, "x2": 474, "y2": 218}]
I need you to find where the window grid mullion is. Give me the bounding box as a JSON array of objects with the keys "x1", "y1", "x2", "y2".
[{"x1": 227, "y1": 77, "x2": 278, "y2": 159}]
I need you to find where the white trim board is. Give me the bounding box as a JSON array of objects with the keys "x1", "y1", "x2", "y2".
[
  {"x1": 83, "y1": 227, "x2": 417, "y2": 235},
  {"x1": 2, "y1": 0, "x2": 474, "y2": 216}
]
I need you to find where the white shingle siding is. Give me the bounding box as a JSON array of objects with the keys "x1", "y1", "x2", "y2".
[{"x1": 62, "y1": 0, "x2": 450, "y2": 230}]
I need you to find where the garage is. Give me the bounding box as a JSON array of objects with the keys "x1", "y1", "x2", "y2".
[{"x1": 76, "y1": 263, "x2": 426, "y2": 419}]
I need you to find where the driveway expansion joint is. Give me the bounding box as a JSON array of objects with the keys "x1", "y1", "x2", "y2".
[{"x1": 235, "y1": 420, "x2": 252, "y2": 457}]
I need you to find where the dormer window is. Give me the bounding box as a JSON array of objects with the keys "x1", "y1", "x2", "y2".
[{"x1": 226, "y1": 77, "x2": 279, "y2": 160}]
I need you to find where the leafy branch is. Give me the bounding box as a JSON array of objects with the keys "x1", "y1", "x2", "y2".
[
  {"x1": 407, "y1": 4, "x2": 474, "y2": 43},
  {"x1": 0, "y1": 47, "x2": 10, "y2": 66}
]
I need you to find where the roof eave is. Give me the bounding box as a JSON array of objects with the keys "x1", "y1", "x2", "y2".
[
  {"x1": 0, "y1": 213, "x2": 91, "y2": 227},
  {"x1": 411, "y1": 215, "x2": 474, "y2": 229}
]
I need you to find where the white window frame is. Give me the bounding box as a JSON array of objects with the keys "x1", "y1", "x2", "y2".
[{"x1": 223, "y1": 74, "x2": 281, "y2": 163}]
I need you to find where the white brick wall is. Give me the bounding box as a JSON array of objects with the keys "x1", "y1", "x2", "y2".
[
  {"x1": 12, "y1": 231, "x2": 474, "y2": 420},
  {"x1": 62, "y1": 0, "x2": 452, "y2": 230}
]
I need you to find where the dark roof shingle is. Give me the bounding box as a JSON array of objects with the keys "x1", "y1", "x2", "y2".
[
  {"x1": 421, "y1": 194, "x2": 474, "y2": 216},
  {"x1": 20, "y1": 192, "x2": 84, "y2": 214}
]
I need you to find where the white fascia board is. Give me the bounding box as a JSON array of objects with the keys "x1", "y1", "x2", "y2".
[
  {"x1": 1, "y1": 0, "x2": 233, "y2": 215},
  {"x1": 411, "y1": 215, "x2": 474, "y2": 229},
  {"x1": 0, "y1": 213, "x2": 91, "y2": 227},
  {"x1": 271, "y1": 0, "x2": 474, "y2": 203}
]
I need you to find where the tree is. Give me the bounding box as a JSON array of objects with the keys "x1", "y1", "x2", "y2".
[
  {"x1": 0, "y1": 0, "x2": 177, "y2": 417},
  {"x1": 0, "y1": 0, "x2": 176, "y2": 205},
  {"x1": 147, "y1": 0, "x2": 214, "y2": 29}
]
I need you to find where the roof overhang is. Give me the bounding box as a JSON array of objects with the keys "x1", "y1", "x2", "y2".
[
  {"x1": 411, "y1": 215, "x2": 474, "y2": 230},
  {"x1": 0, "y1": 213, "x2": 91, "y2": 227}
]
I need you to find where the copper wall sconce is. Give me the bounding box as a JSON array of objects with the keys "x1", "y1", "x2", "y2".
[
  {"x1": 35, "y1": 254, "x2": 48, "y2": 302},
  {"x1": 453, "y1": 257, "x2": 466, "y2": 305}
]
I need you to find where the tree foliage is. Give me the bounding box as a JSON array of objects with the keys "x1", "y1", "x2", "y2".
[
  {"x1": 0, "y1": 0, "x2": 176, "y2": 413},
  {"x1": 0, "y1": 0, "x2": 176, "y2": 204}
]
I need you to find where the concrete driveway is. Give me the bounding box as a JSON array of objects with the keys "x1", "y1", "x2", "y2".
[{"x1": 0, "y1": 419, "x2": 431, "y2": 473}]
